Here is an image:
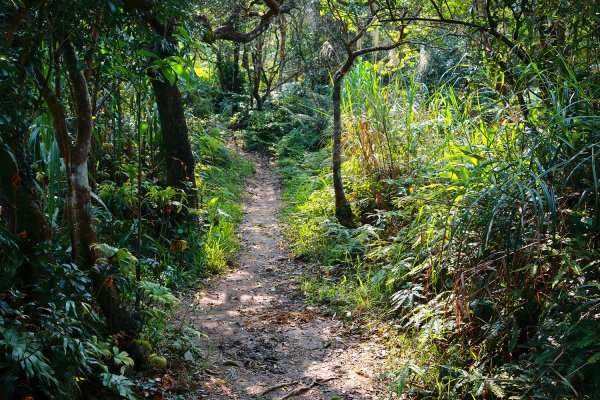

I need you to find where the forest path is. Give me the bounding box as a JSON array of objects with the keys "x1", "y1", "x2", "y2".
[{"x1": 184, "y1": 155, "x2": 388, "y2": 399}]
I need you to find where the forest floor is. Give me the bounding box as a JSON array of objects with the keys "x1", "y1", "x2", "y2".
[{"x1": 180, "y1": 154, "x2": 389, "y2": 399}]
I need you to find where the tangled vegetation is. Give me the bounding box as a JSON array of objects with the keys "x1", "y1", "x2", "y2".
[{"x1": 1, "y1": 0, "x2": 599, "y2": 398}]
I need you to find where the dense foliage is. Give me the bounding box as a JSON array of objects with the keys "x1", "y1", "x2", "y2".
[
  {"x1": 1, "y1": 0, "x2": 598, "y2": 398},
  {"x1": 274, "y1": 1, "x2": 600, "y2": 398}
]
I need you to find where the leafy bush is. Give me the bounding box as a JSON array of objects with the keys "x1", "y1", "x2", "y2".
[{"x1": 0, "y1": 262, "x2": 137, "y2": 399}]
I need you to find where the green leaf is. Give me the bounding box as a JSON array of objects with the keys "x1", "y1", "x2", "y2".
[
  {"x1": 136, "y1": 49, "x2": 159, "y2": 59},
  {"x1": 183, "y1": 350, "x2": 194, "y2": 361},
  {"x1": 148, "y1": 354, "x2": 168, "y2": 368},
  {"x1": 101, "y1": 370, "x2": 137, "y2": 400},
  {"x1": 487, "y1": 380, "x2": 506, "y2": 398},
  {"x1": 175, "y1": 26, "x2": 190, "y2": 42},
  {"x1": 588, "y1": 352, "x2": 600, "y2": 365},
  {"x1": 160, "y1": 66, "x2": 176, "y2": 85},
  {"x1": 92, "y1": 243, "x2": 119, "y2": 258},
  {"x1": 140, "y1": 281, "x2": 178, "y2": 306},
  {"x1": 167, "y1": 60, "x2": 190, "y2": 81}
]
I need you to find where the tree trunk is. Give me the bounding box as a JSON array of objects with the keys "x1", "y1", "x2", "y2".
[
  {"x1": 37, "y1": 39, "x2": 140, "y2": 348},
  {"x1": 277, "y1": 14, "x2": 286, "y2": 92},
  {"x1": 0, "y1": 141, "x2": 52, "y2": 285},
  {"x1": 62, "y1": 38, "x2": 97, "y2": 265},
  {"x1": 148, "y1": 19, "x2": 197, "y2": 207},
  {"x1": 232, "y1": 42, "x2": 242, "y2": 96},
  {"x1": 242, "y1": 45, "x2": 252, "y2": 117},
  {"x1": 0, "y1": 141, "x2": 52, "y2": 249},
  {"x1": 332, "y1": 73, "x2": 354, "y2": 227},
  {"x1": 150, "y1": 76, "x2": 197, "y2": 207},
  {"x1": 215, "y1": 44, "x2": 243, "y2": 96},
  {"x1": 251, "y1": 35, "x2": 265, "y2": 111},
  {"x1": 329, "y1": 28, "x2": 406, "y2": 227}
]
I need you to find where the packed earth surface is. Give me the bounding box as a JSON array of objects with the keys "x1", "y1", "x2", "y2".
[{"x1": 183, "y1": 155, "x2": 388, "y2": 399}]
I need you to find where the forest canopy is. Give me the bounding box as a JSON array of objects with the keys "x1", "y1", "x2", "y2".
[{"x1": 1, "y1": 0, "x2": 599, "y2": 398}]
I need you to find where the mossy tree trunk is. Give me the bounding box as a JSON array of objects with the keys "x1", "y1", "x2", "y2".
[
  {"x1": 149, "y1": 20, "x2": 197, "y2": 208},
  {"x1": 0, "y1": 141, "x2": 52, "y2": 284}
]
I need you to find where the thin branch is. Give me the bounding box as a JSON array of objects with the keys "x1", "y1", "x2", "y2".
[{"x1": 429, "y1": 0, "x2": 444, "y2": 19}]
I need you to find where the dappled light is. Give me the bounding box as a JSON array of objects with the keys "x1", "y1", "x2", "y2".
[
  {"x1": 1, "y1": 0, "x2": 598, "y2": 399},
  {"x1": 185, "y1": 157, "x2": 384, "y2": 398}
]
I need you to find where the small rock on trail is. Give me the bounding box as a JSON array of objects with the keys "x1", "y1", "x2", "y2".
[{"x1": 183, "y1": 155, "x2": 388, "y2": 399}]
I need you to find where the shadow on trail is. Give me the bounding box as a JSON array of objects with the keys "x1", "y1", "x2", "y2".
[{"x1": 186, "y1": 155, "x2": 386, "y2": 400}]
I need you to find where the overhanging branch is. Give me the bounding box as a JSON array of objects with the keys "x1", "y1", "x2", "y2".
[{"x1": 204, "y1": 0, "x2": 294, "y2": 44}]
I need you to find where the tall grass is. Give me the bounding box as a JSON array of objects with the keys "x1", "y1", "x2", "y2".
[{"x1": 342, "y1": 62, "x2": 426, "y2": 180}]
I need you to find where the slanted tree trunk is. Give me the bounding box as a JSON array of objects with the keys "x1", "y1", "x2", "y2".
[
  {"x1": 330, "y1": 18, "x2": 406, "y2": 227},
  {"x1": 332, "y1": 60, "x2": 355, "y2": 228}
]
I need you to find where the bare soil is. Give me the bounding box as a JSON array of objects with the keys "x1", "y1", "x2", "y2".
[{"x1": 183, "y1": 155, "x2": 388, "y2": 399}]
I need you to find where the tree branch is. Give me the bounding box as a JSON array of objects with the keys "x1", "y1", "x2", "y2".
[
  {"x1": 61, "y1": 37, "x2": 92, "y2": 162},
  {"x1": 203, "y1": 0, "x2": 294, "y2": 44},
  {"x1": 379, "y1": 16, "x2": 529, "y2": 62}
]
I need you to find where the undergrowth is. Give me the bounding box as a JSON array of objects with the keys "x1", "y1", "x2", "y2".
[
  {"x1": 0, "y1": 121, "x2": 253, "y2": 399},
  {"x1": 275, "y1": 60, "x2": 600, "y2": 399}
]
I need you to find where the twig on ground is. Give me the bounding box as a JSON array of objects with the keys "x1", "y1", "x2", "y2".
[
  {"x1": 223, "y1": 359, "x2": 242, "y2": 367},
  {"x1": 259, "y1": 380, "x2": 301, "y2": 397},
  {"x1": 278, "y1": 377, "x2": 337, "y2": 400}
]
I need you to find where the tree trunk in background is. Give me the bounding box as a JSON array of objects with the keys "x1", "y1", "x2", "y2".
[
  {"x1": 332, "y1": 73, "x2": 354, "y2": 228},
  {"x1": 216, "y1": 46, "x2": 242, "y2": 94},
  {"x1": 278, "y1": 14, "x2": 286, "y2": 92},
  {"x1": 0, "y1": 141, "x2": 52, "y2": 249},
  {"x1": 251, "y1": 35, "x2": 265, "y2": 111},
  {"x1": 232, "y1": 42, "x2": 242, "y2": 96},
  {"x1": 150, "y1": 76, "x2": 197, "y2": 207},
  {"x1": 242, "y1": 45, "x2": 252, "y2": 116},
  {"x1": 0, "y1": 141, "x2": 52, "y2": 284}
]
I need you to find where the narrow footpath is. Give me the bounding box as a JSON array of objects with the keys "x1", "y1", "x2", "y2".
[{"x1": 186, "y1": 156, "x2": 388, "y2": 399}]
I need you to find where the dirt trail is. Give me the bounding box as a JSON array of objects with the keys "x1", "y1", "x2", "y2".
[{"x1": 186, "y1": 156, "x2": 388, "y2": 399}]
